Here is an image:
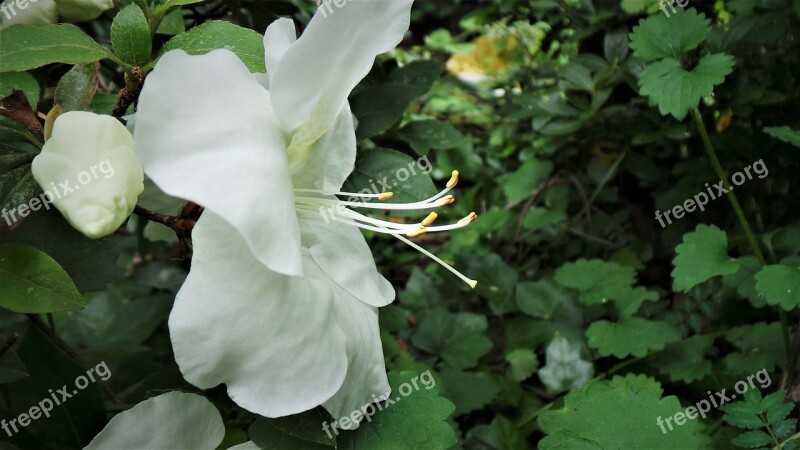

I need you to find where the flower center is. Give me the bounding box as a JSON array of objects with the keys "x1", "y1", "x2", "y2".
[{"x1": 293, "y1": 170, "x2": 478, "y2": 288}]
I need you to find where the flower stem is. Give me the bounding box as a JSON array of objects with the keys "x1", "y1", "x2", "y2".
[{"x1": 690, "y1": 108, "x2": 792, "y2": 370}]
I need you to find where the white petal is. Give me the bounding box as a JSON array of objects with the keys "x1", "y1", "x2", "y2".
[
  {"x1": 0, "y1": 0, "x2": 56, "y2": 29},
  {"x1": 227, "y1": 442, "x2": 261, "y2": 450},
  {"x1": 169, "y1": 211, "x2": 349, "y2": 417},
  {"x1": 31, "y1": 111, "x2": 143, "y2": 238},
  {"x1": 299, "y1": 212, "x2": 394, "y2": 307},
  {"x1": 134, "y1": 49, "x2": 303, "y2": 276},
  {"x1": 290, "y1": 104, "x2": 356, "y2": 192},
  {"x1": 270, "y1": 0, "x2": 414, "y2": 138},
  {"x1": 263, "y1": 18, "x2": 296, "y2": 83},
  {"x1": 322, "y1": 296, "x2": 390, "y2": 429},
  {"x1": 84, "y1": 392, "x2": 225, "y2": 450}
]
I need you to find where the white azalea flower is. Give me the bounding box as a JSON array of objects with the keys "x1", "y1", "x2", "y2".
[
  {"x1": 134, "y1": 0, "x2": 476, "y2": 427},
  {"x1": 84, "y1": 391, "x2": 225, "y2": 449},
  {"x1": 31, "y1": 111, "x2": 144, "y2": 238}
]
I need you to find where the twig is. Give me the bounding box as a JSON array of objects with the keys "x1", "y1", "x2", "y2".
[{"x1": 133, "y1": 206, "x2": 195, "y2": 234}]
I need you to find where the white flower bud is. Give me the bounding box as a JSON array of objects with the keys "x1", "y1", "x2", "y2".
[
  {"x1": 32, "y1": 111, "x2": 144, "y2": 238},
  {"x1": 54, "y1": 0, "x2": 113, "y2": 21},
  {"x1": 0, "y1": 0, "x2": 57, "y2": 30}
]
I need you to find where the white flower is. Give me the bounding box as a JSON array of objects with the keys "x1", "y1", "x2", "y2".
[
  {"x1": 134, "y1": 0, "x2": 475, "y2": 427},
  {"x1": 84, "y1": 392, "x2": 226, "y2": 449},
  {"x1": 31, "y1": 111, "x2": 144, "y2": 238}
]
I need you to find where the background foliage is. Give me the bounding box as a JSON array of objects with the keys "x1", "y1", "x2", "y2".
[{"x1": 1, "y1": 0, "x2": 800, "y2": 448}]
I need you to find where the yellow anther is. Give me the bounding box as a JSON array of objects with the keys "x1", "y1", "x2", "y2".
[
  {"x1": 434, "y1": 195, "x2": 455, "y2": 207},
  {"x1": 378, "y1": 192, "x2": 394, "y2": 201},
  {"x1": 422, "y1": 212, "x2": 438, "y2": 226},
  {"x1": 446, "y1": 170, "x2": 460, "y2": 189},
  {"x1": 458, "y1": 212, "x2": 478, "y2": 225},
  {"x1": 407, "y1": 226, "x2": 426, "y2": 238}
]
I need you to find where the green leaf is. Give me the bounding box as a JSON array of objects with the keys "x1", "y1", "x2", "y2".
[
  {"x1": 111, "y1": 4, "x2": 153, "y2": 67},
  {"x1": 8, "y1": 326, "x2": 105, "y2": 447},
  {"x1": 621, "y1": 0, "x2": 660, "y2": 15},
  {"x1": 640, "y1": 54, "x2": 735, "y2": 120},
  {"x1": 554, "y1": 258, "x2": 636, "y2": 305},
  {"x1": 764, "y1": 126, "x2": 800, "y2": 147},
  {"x1": 1, "y1": 209, "x2": 124, "y2": 292},
  {"x1": 754, "y1": 264, "x2": 800, "y2": 310},
  {"x1": 504, "y1": 158, "x2": 554, "y2": 202},
  {"x1": 0, "y1": 164, "x2": 37, "y2": 232},
  {"x1": 54, "y1": 63, "x2": 99, "y2": 112},
  {"x1": 516, "y1": 279, "x2": 569, "y2": 320},
  {"x1": 411, "y1": 308, "x2": 492, "y2": 370},
  {"x1": 438, "y1": 367, "x2": 501, "y2": 416},
  {"x1": 342, "y1": 147, "x2": 436, "y2": 216},
  {"x1": 649, "y1": 335, "x2": 714, "y2": 383},
  {"x1": 672, "y1": 224, "x2": 740, "y2": 292},
  {"x1": 725, "y1": 323, "x2": 786, "y2": 375},
  {"x1": 587, "y1": 317, "x2": 682, "y2": 358},
  {"x1": 0, "y1": 244, "x2": 85, "y2": 313},
  {"x1": 0, "y1": 72, "x2": 40, "y2": 110},
  {"x1": 250, "y1": 409, "x2": 334, "y2": 449},
  {"x1": 465, "y1": 252, "x2": 519, "y2": 315},
  {"x1": 398, "y1": 120, "x2": 467, "y2": 155},
  {"x1": 730, "y1": 430, "x2": 773, "y2": 448},
  {"x1": 506, "y1": 348, "x2": 539, "y2": 382},
  {"x1": 629, "y1": 8, "x2": 711, "y2": 61},
  {"x1": 0, "y1": 25, "x2": 112, "y2": 72},
  {"x1": 157, "y1": 21, "x2": 265, "y2": 72},
  {"x1": 350, "y1": 61, "x2": 441, "y2": 139},
  {"x1": 338, "y1": 371, "x2": 457, "y2": 450},
  {"x1": 539, "y1": 374, "x2": 710, "y2": 449},
  {"x1": 154, "y1": 0, "x2": 206, "y2": 18},
  {"x1": 467, "y1": 415, "x2": 528, "y2": 450},
  {"x1": 0, "y1": 348, "x2": 28, "y2": 384}
]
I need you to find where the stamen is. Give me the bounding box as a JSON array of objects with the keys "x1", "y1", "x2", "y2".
[
  {"x1": 391, "y1": 231, "x2": 477, "y2": 288},
  {"x1": 447, "y1": 170, "x2": 459, "y2": 189},
  {"x1": 378, "y1": 192, "x2": 394, "y2": 201},
  {"x1": 422, "y1": 212, "x2": 438, "y2": 226},
  {"x1": 406, "y1": 227, "x2": 426, "y2": 238}
]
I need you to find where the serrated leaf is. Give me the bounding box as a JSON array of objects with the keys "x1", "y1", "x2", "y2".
[
  {"x1": 0, "y1": 25, "x2": 112, "y2": 72},
  {"x1": 754, "y1": 264, "x2": 800, "y2": 310},
  {"x1": 438, "y1": 367, "x2": 500, "y2": 416},
  {"x1": 725, "y1": 323, "x2": 786, "y2": 375},
  {"x1": 640, "y1": 54, "x2": 735, "y2": 120},
  {"x1": 555, "y1": 258, "x2": 636, "y2": 305},
  {"x1": 539, "y1": 374, "x2": 710, "y2": 449},
  {"x1": 516, "y1": 279, "x2": 569, "y2": 320},
  {"x1": 0, "y1": 244, "x2": 84, "y2": 313},
  {"x1": 629, "y1": 8, "x2": 711, "y2": 61},
  {"x1": 468, "y1": 415, "x2": 528, "y2": 450},
  {"x1": 337, "y1": 371, "x2": 457, "y2": 450},
  {"x1": 731, "y1": 430, "x2": 773, "y2": 448},
  {"x1": 111, "y1": 4, "x2": 153, "y2": 67},
  {"x1": 157, "y1": 21, "x2": 265, "y2": 72},
  {"x1": 764, "y1": 126, "x2": 800, "y2": 147},
  {"x1": 672, "y1": 224, "x2": 740, "y2": 292},
  {"x1": 587, "y1": 317, "x2": 682, "y2": 358},
  {"x1": 506, "y1": 348, "x2": 539, "y2": 382},
  {"x1": 54, "y1": 63, "x2": 99, "y2": 112},
  {"x1": 411, "y1": 308, "x2": 492, "y2": 369},
  {"x1": 649, "y1": 335, "x2": 714, "y2": 383}
]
